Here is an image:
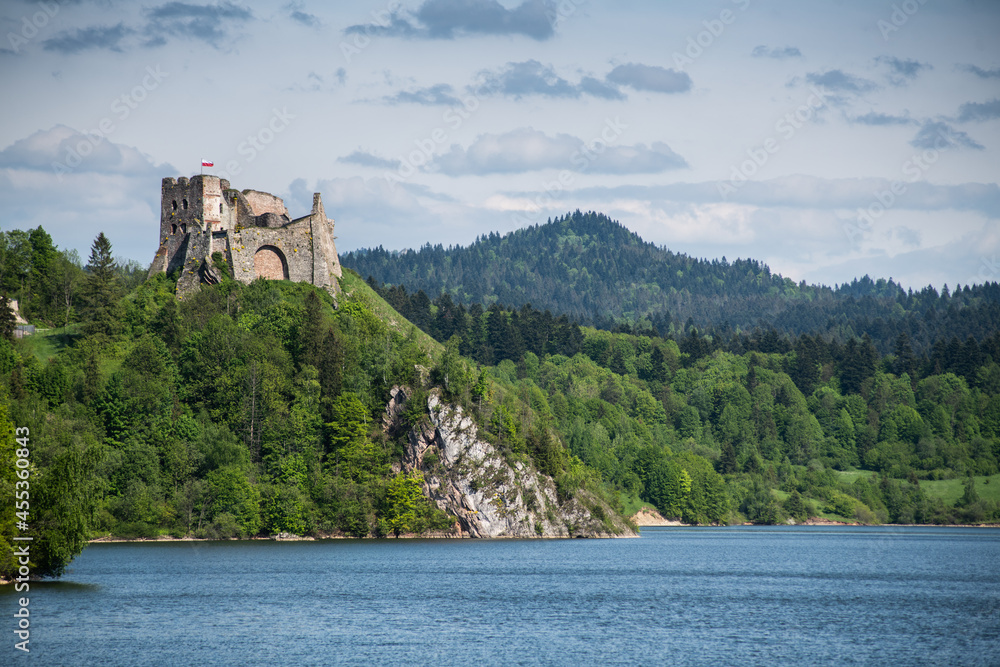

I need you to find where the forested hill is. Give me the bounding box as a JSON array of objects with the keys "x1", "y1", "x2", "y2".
[
  {"x1": 343, "y1": 211, "x2": 1000, "y2": 353},
  {"x1": 2, "y1": 223, "x2": 999, "y2": 580}
]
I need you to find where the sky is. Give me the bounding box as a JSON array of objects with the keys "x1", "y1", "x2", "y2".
[{"x1": 1, "y1": 0, "x2": 999, "y2": 291}]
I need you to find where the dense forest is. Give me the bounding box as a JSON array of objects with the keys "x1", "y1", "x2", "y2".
[
  {"x1": 1, "y1": 223, "x2": 999, "y2": 582},
  {"x1": 344, "y1": 210, "x2": 1000, "y2": 354},
  {"x1": 0, "y1": 227, "x2": 638, "y2": 580},
  {"x1": 366, "y1": 278, "x2": 1000, "y2": 524}
]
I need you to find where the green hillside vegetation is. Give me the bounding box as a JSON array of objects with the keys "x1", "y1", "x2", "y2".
[
  {"x1": 0, "y1": 229, "x2": 635, "y2": 580},
  {"x1": 338, "y1": 269, "x2": 442, "y2": 358},
  {"x1": 362, "y1": 275, "x2": 1000, "y2": 526},
  {"x1": 344, "y1": 210, "x2": 1000, "y2": 354},
  {"x1": 533, "y1": 331, "x2": 999, "y2": 525},
  {"x1": 18, "y1": 326, "x2": 68, "y2": 362},
  {"x1": 1, "y1": 224, "x2": 998, "y2": 582},
  {"x1": 920, "y1": 474, "x2": 1000, "y2": 506}
]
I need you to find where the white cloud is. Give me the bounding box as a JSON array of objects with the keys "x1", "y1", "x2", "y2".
[
  {"x1": 482, "y1": 194, "x2": 539, "y2": 212},
  {"x1": 287, "y1": 176, "x2": 454, "y2": 251},
  {"x1": 345, "y1": 0, "x2": 557, "y2": 41},
  {"x1": 2, "y1": 2, "x2": 999, "y2": 292},
  {"x1": 910, "y1": 121, "x2": 984, "y2": 151},
  {"x1": 431, "y1": 128, "x2": 687, "y2": 175},
  {"x1": 562, "y1": 176, "x2": 1000, "y2": 218},
  {"x1": 751, "y1": 45, "x2": 802, "y2": 60},
  {"x1": 612, "y1": 200, "x2": 757, "y2": 245},
  {"x1": 474, "y1": 60, "x2": 622, "y2": 99},
  {"x1": 605, "y1": 63, "x2": 691, "y2": 94},
  {"x1": 0, "y1": 125, "x2": 166, "y2": 176},
  {"x1": 0, "y1": 126, "x2": 173, "y2": 263}
]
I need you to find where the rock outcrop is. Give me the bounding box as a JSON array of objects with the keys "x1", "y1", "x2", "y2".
[
  {"x1": 384, "y1": 387, "x2": 636, "y2": 538},
  {"x1": 631, "y1": 507, "x2": 685, "y2": 527}
]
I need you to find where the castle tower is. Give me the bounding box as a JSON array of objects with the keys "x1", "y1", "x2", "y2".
[{"x1": 151, "y1": 175, "x2": 233, "y2": 276}]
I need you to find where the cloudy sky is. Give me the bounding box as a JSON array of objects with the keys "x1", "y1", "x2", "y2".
[{"x1": 1, "y1": 0, "x2": 998, "y2": 290}]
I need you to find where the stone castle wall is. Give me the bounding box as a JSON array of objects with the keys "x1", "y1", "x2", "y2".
[
  {"x1": 149, "y1": 175, "x2": 341, "y2": 296},
  {"x1": 243, "y1": 190, "x2": 289, "y2": 218}
]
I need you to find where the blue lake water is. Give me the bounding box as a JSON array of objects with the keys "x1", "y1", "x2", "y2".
[{"x1": 3, "y1": 526, "x2": 999, "y2": 665}]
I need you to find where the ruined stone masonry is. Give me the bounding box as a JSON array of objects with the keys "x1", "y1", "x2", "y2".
[{"x1": 148, "y1": 174, "x2": 342, "y2": 296}]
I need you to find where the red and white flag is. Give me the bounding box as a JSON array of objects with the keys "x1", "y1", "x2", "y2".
[{"x1": 201, "y1": 159, "x2": 214, "y2": 167}]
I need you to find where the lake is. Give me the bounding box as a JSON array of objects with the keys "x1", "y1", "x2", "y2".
[{"x1": 3, "y1": 526, "x2": 998, "y2": 665}]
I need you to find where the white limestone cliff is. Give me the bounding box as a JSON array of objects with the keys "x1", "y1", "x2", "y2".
[{"x1": 384, "y1": 386, "x2": 636, "y2": 538}]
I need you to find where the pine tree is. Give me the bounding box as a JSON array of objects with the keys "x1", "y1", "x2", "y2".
[
  {"x1": 650, "y1": 345, "x2": 667, "y2": 382},
  {"x1": 27, "y1": 227, "x2": 59, "y2": 322},
  {"x1": 80, "y1": 233, "x2": 123, "y2": 336},
  {"x1": 957, "y1": 475, "x2": 980, "y2": 508},
  {"x1": 892, "y1": 332, "x2": 917, "y2": 382},
  {"x1": 957, "y1": 336, "x2": 982, "y2": 384},
  {"x1": 485, "y1": 304, "x2": 508, "y2": 363},
  {"x1": 718, "y1": 442, "x2": 739, "y2": 474},
  {"x1": 298, "y1": 290, "x2": 326, "y2": 366},
  {"x1": 746, "y1": 356, "x2": 759, "y2": 392},
  {"x1": 784, "y1": 490, "x2": 808, "y2": 522},
  {"x1": 790, "y1": 335, "x2": 821, "y2": 394},
  {"x1": 840, "y1": 336, "x2": 878, "y2": 395}
]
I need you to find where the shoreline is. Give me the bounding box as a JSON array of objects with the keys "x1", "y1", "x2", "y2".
[
  {"x1": 630, "y1": 507, "x2": 1000, "y2": 529},
  {"x1": 1, "y1": 521, "x2": 997, "y2": 580},
  {"x1": 86, "y1": 529, "x2": 637, "y2": 543},
  {"x1": 84, "y1": 521, "x2": 1000, "y2": 544}
]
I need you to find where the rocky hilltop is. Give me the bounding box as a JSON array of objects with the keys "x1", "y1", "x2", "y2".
[{"x1": 384, "y1": 387, "x2": 636, "y2": 538}]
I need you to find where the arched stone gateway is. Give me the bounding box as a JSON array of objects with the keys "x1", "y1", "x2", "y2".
[{"x1": 254, "y1": 245, "x2": 289, "y2": 280}]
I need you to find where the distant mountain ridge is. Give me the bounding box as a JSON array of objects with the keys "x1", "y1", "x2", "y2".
[{"x1": 342, "y1": 211, "x2": 1000, "y2": 353}]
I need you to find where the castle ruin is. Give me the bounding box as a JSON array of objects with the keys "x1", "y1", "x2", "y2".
[{"x1": 148, "y1": 175, "x2": 342, "y2": 296}]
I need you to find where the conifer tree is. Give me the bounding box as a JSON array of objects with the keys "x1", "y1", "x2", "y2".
[
  {"x1": 784, "y1": 490, "x2": 808, "y2": 522},
  {"x1": 297, "y1": 289, "x2": 328, "y2": 367},
  {"x1": 27, "y1": 227, "x2": 59, "y2": 322},
  {"x1": 957, "y1": 475, "x2": 981, "y2": 508},
  {"x1": 81, "y1": 232, "x2": 123, "y2": 336},
  {"x1": 840, "y1": 335, "x2": 878, "y2": 395},
  {"x1": 892, "y1": 333, "x2": 917, "y2": 382}
]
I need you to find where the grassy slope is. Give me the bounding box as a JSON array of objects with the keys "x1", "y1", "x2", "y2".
[
  {"x1": 18, "y1": 325, "x2": 78, "y2": 362},
  {"x1": 832, "y1": 470, "x2": 877, "y2": 483},
  {"x1": 23, "y1": 273, "x2": 436, "y2": 351},
  {"x1": 795, "y1": 471, "x2": 1000, "y2": 522},
  {"x1": 339, "y1": 268, "x2": 443, "y2": 360},
  {"x1": 832, "y1": 469, "x2": 1000, "y2": 507},
  {"x1": 619, "y1": 494, "x2": 657, "y2": 517},
  {"x1": 19, "y1": 273, "x2": 441, "y2": 384},
  {"x1": 620, "y1": 470, "x2": 1000, "y2": 525},
  {"x1": 920, "y1": 474, "x2": 1000, "y2": 505}
]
